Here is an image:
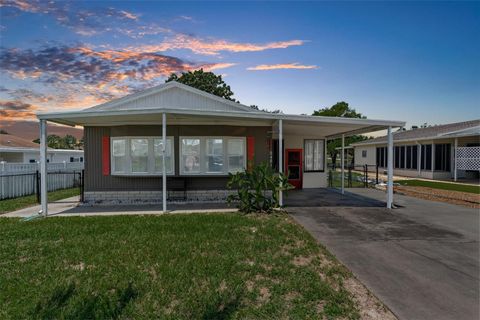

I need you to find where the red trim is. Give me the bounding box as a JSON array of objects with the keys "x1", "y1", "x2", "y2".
[
  {"x1": 285, "y1": 148, "x2": 303, "y2": 189},
  {"x1": 247, "y1": 136, "x2": 255, "y2": 171},
  {"x1": 102, "y1": 136, "x2": 110, "y2": 176}
]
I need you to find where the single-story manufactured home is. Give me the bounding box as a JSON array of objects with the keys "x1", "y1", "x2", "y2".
[
  {"x1": 36, "y1": 81, "x2": 404, "y2": 214},
  {"x1": 0, "y1": 133, "x2": 84, "y2": 163},
  {"x1": 352, "y1": 120, "x2": 480, "y2": 181}
]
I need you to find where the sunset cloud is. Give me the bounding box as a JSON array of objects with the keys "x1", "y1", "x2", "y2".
[
  {"x1": 133, "y1": 34, "x2": 306, "y2": 55},
  {"x1": 0, "y1": 44, "x2": 236, "y2": 118},
  {"x1": 0, "y1": 0, "x2": 147, "y2": 37},
  {"x1": 0, "y1": 99, "x2": 40, "y2": 119},
  {"x1": 247, "y1": 63, "x2": 318, "y2": 71}
]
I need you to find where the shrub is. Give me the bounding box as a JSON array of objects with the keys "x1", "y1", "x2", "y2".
[{"x1": 227, "y1": 162, "x2": 294, "y2": 213}]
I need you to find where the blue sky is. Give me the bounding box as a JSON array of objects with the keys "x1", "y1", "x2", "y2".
[{"x1": 0, "y1": 1, "x2": 479, "y2": 127}]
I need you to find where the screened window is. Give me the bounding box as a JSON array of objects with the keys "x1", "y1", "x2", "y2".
[
  {"x1": 227, "y1": 138, "x2": 245, "y2": 173},
  {"x1": 206, "y1": 138, "x2": 224, "y2": 173},
  {"x1": 180, "y1": 137, "x2": 246, "y2": 175},
  {"x1": 304, "y1": 139, "x2": 325, "y2": 172},
  {"x1": 112, "y1": 139, "x2": 126, "y2": 173},
  {"x1": 362, "y1": 150, "x2": 367, "y2": 158},
  {"x1": 394, "y1": 146, "x2": 400, "y2": 168},
  {"x1": 154, "y1": 138, "x2": 173, "y2": 173},
  {"x1": 111, "y1": 137, "x2": 174, "y2": 175},
  {"x1": 421, "y1": 144, "x2": 432, "y2": 170},
  {"x1": 434, "y1": 143, "x2": 451, "y2": 172},
  {"x1": 182, "y1": 138, "x2": 201, "y2": 174},
  {"x1": 131, "y1": 138, "x2": 148, "y2": 173},
  {"x1": 406, "y1": 146, "x2": 412, "y2": 169},
  {"x1": 376, "y1": 147, "x2": 388, "y2": 168}
]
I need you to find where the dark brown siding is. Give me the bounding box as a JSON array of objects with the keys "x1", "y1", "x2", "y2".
[{"x1": 85, "y1": 125, "x2": 270, "y2": 191}]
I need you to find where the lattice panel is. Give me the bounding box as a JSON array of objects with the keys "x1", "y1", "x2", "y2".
[{"x1": 456, "y1": 147, "x2": 480, "y2": 171}]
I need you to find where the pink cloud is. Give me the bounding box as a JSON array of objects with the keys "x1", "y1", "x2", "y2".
[{"x1": 247, "y1": 63, "x2": 318, "y2": 71}]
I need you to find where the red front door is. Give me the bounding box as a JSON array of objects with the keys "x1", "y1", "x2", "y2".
[{"x1": 285, "y1": 149, "x2": 302, "y2": 189}]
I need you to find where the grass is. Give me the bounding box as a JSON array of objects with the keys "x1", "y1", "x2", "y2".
[
  {"x1": 0, "y1": 214, "x2": 360, "y2": 319},
  {"x1": 0, "y1": 188, "x2": 80, "y2": 214},
  {"x1": 396, "y1": 179, "x2": 480, "y2": 194}
]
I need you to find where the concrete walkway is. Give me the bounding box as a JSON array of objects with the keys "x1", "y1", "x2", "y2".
[
  {"x1": 289, "y1": 188, "x2": 479, "y2": 320},
  {"x1": 1, "y1": 196, "x2": 236, "y2": 218}
]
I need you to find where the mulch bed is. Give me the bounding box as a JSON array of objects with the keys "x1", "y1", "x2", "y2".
[{"x1": 394, "y1": 186, "x2": 480, "y2": 209}]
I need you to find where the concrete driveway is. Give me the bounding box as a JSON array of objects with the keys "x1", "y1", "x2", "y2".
[{"x1": 289, "y1": 188, "x2": 479, "y2": 320}]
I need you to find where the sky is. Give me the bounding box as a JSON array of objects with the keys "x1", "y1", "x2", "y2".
[{"x1": 0, "y1": 0, "x2": 479, "y2": 128}]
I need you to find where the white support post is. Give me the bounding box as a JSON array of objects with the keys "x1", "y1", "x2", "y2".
[
  {"x1": 431, "y1": 144, "x2": 435, "y2": 173},
  {"x1": 278, "y1": 119, "x2": 283, "y2": 207},
  {"x1": 387, "y1": 126, "x2": 394, "y2": 209},
  {"x1": 417, "y1": 142, "x2": 421, "y2": 177},
  {"x1": 454, "y1": 138, "x2": 458, "y2": 181},
  {"x1": 341, "y1": 134, "x2": 345, "y2": 194},
  {"x1": 40, "y1": 119, "x2": 48, "y2": 216},
  {"x1": 162, "y1": 113, "x2": 167, "y2": 212}
]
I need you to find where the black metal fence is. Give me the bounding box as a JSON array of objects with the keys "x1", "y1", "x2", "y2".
[{"x1": 328, "y1": 164, "x2": 379, "y2": 188}]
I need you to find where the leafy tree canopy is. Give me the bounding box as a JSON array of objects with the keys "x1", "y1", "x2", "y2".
[
  {"x1": 313, "y1": 101, "x2": 365, "y2": 119},
  {"x1": 33, "y1": 134, "x2": 83, "y2": 150},
  {"x1": 312, "y1": 102, "x2": 369, "y2": 166},
  {"x1": 166, "y1": 69, "x2": 235, "y2": 101}
]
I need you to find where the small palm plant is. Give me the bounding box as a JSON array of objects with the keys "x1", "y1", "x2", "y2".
[{"x1": 227, "y1": 162, "x2": 293, "y2": 213}]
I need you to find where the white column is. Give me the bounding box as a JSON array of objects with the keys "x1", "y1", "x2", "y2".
[
  {"x1": 162, "y1": 113, "x2": 167, "y2": 212},
  {"x1": 431, "y1": 144, "x2": 435, "y2": 173},
  {"x1": 417, "y1": 142, "x2": 421, "y2": 177},
  {"x1": 454, "y1": 138, "x2": 458, "y2": 181},
  {"x1": 40, "y1": 119, "x2": 48, "y2": 216},
  {"x1": 341, "y1": 134, "x2": 345, "y2": 194},
  {"x1": 278, "y1": 119, "x2": 283, "y2": 206},
  {"x1": 387, "y1": 126, "x2": 394, "y2": 209}
]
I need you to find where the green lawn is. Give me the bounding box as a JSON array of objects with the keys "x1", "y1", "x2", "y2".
[
  {"x1": 0, "y1": 214, "x2": 360, "y2": 319},
  {"x1": 0, "y1": 188, "x2": 80, "y2": 214},
  {"x1": 396, "y1": 179, "x2": 480, "y2": 194}
]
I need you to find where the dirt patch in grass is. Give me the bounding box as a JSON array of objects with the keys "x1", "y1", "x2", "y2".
[
  {"x1": 344, "y1": 277, "x2": 397, "y2": 320},
  {"x1": 395, "y1": 185, "x2": 480, "y2": 208}
]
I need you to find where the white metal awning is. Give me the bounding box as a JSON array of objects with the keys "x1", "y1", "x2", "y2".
[{"x1": 37, "y1": 108, "x2": 404, "y2": 139}]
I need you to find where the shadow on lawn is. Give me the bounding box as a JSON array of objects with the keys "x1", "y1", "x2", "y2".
[
  {"x1": 201, "y1": 292, "x2": 243, "y2": 320},
  {"x1": 32, "y1": 282, "x2": 138, "y2": 319}
]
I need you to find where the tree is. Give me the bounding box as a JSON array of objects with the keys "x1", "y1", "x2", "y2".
[
  {"x1": 166, "y1": 69, "x2": 235, "y2": 101},
  {"x1": 312, "y1": 102, "x2": 369, "y2": 167},
  {"x1": 32, "y1": 134, "x2": 82, "y2": 150},
  {"x1": 63, "y1": 134, "x2": 77, "y2": 149}
]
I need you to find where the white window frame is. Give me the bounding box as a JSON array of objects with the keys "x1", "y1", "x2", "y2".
[
  {"x1": 110, "y1": 136, "x2": 175, "y2": 176},
  {"x1": 304, "y1": 139, "x2": 325, "y2": 172},
  {"x1": 179, "y1": 136, "x2": 247, "y2": 175}
]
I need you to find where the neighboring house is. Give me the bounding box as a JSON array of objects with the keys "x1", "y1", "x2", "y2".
[
  {"x1": 352, "y1": 120, "x2": 480, "y2": 181},
  {"x1": 0, "y1": 134, "x2": 84, "y2": 163},
  {"x1": 36, "y1": 81, "x2": 404, "y2": 207}
]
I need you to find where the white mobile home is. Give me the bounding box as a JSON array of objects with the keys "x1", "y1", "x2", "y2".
[{"x1": 352, "y1": 120, "x2": 480, "y2": 181}]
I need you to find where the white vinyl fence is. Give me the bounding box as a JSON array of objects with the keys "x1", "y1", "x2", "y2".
[{"x1": 0, "y1": 162, "x2": 84, "y2": 200}]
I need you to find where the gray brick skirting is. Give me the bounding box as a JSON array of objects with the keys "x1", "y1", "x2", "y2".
[{"x1": 83, "y1": 190, "x2": 239, "y2": 205}]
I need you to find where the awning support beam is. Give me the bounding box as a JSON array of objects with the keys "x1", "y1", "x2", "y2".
[
  {"x1": 279, "y1": 119, "x2": 283, "y2": 207},
  {"x1": 341, "y1": 134, "x2": 345, "y2": 194},
  {"x1": 40, "y1": 119, "x2": 48, "y2": 216},
  {"x1": 454, "y1": 138, "x2": 458, "y2": 181},
  {"x1": 162, "y1": 113, "x2": 167, "y2": 212},
  {"x1": 387, "y1": 126, "x2": 394, "y2": 209}
]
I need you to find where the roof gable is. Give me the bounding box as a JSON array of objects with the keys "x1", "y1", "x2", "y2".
[{"x1": 86, "y1": 81, "x2": 256, "y2": 114}]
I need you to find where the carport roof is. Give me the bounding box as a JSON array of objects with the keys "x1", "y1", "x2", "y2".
[{"x1": 37, "y1": 81, "x2": 405, "y2": 138}]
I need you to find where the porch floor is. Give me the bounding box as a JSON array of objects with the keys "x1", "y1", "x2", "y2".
[{"x1": 2, "y1": 188, "x2": 386, "y2": 218}]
